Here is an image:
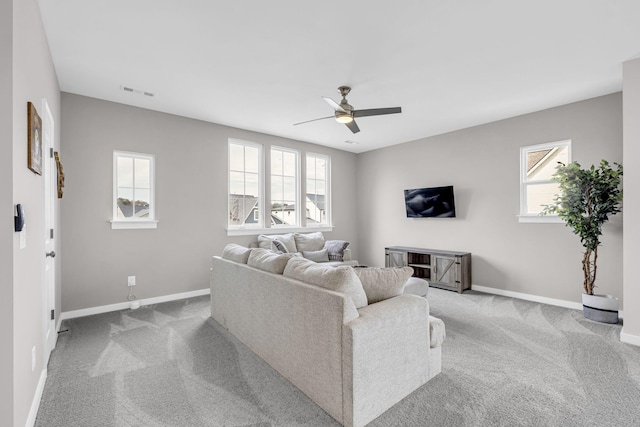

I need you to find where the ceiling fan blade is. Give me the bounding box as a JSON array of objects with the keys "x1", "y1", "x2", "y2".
[
  {"x1": 345, "y1": 120, "x2": 360, "y2": 134},
  {"x1": 293, "y1": 115, "x2": 334, "y2": 126},
  {"x1": 322, "y1": 96, "x2": 346, "y2": 113},
  {"x1": 353, "y1": 107, "x2": 402, "y2": 118}
]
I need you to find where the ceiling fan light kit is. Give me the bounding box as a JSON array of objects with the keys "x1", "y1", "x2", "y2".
[{"x1": 294, "y1": 86, "x2": 402, "y2": 134}]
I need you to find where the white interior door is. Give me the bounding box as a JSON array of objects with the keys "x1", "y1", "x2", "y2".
[{"x1": 42, "y1": 99, "x2": 56, "y2": 362}]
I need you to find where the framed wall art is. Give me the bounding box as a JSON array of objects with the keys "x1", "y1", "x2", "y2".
[
  {"x1": 54, "y1": 151, "x2": 65, "y2": 198},
  {"x1": 27, "y1": 102, "x2": 42, "y2": 175}
]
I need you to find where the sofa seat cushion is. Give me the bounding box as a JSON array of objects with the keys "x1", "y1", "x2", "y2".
[
  {"x1": 248, "y1": 248, "x2": 295, "y2": 274},
  {"x1": 283, "y1": 257, "x2": 368, "y2": 309},
  {"x1": 429, "y1": 315, "x2": 446, "y2": 348},
  {"x1": 222, "y1": 243, "x2": 252, "y2": 264},
  {"x1": 353, "y1": 267, "x2": 414, "y2": 304}
]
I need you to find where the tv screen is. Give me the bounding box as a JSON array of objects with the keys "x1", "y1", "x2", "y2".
[{"x1": 404, "y1": 186, "x2": 456, "y2": 218}]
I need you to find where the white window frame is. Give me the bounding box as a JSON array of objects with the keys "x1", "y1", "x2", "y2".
[
  {"x1": 270, "y1": 146, "x2": 300, "y2": 228},
  {"x1": 111, "y1": 150, "x2": 157, "y2": 229},
  {"x1": 228, "y1": 139, "x2": 265, "y2": 232},
  {"x1": 305, "y1": 152, "x2": 332, "y2": 227},
  {"x1": 518, "y1": 140, "x2": 571, "y2": 223}
]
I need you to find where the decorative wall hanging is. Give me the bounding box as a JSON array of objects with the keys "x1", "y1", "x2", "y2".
[
  {"x1": 54, "y1": 151, "x2": 65, "y2": 198},
  {"x1": 27, "y1": 102, "x2": 42, "y2": 175}
]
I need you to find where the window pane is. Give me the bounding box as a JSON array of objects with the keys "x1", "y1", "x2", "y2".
[
  {"x1": 117, "y1": 157, "x2": 133, "y2": 187},
  {"x1": 316, "y1": 158, "x2": 326, "y2": 180},
  {"x1": 245, "y1": 146, "x2": 259, "y2": 173},
  {"x1": 526, "y1": 182, "x2": 560, "y2": 214},
  {"x1": 283, "y1": 151, "x2": 296, "y2": 176},
  {"x1": 271, "y1": 150, "x2": 283, "y2": 175},
  {"x1": 526, "y1": 146, "x2": 569, "y2": 182},
  {"x1": 306, "y1": 156, "x2": 316, "y2": 179},
  {"x1": 134, "y1": 158, "x2": 150, "y2": 188},
  {"x1": 284, "y1": 177, "x2": 296, "y2": 200},
  {"x1": 134, "y1": 188, "x2": 150, "y2": 217},
  {"x1": 117, "y1": 188, "x2": 134, "y2": 217},
  {"x1": 245, "y1": 172, "x2": 259, "y2": 197},
  {"x1": 229, "y1": 171, "x2": 245, "y2": 195},
  {"x1": 271, "y1": 175, "x2": 283, "y2": 199},
  {"x1": 229, "y1": 143, "x2": 244, "y2": 171}
]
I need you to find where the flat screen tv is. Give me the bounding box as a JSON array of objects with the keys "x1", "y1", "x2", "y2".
[{"x1": 404, "y1": 186, "x2": 456, "y2": 218}]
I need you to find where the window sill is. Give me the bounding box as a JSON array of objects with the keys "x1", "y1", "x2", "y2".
[
  {"x1": 111, "y1": 220, "x2": 158, "y2": 230},
  {"x1": 517, "y1": 215, "x2": 564, "y2": 224},
  {"x1": 227, "y1": 225, "x2": 334, "y2": 237}
]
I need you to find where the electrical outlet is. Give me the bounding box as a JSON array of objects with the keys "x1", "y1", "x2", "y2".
[
  {"x1": 128, "y1": 276, "x2": 136, "y2": 287},
  {"x1": 32, "y1": 346, "x2": 36, "y2": 372}
]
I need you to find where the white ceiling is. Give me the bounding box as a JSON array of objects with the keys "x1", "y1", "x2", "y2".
[{"x1": 38, "y1": 0, "x2": 640, "y2": 153}]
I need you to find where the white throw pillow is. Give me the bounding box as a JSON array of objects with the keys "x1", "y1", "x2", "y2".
[
  {"x1": 353, "y1": 267, "x2": 414, "y2": 304},
  {"x1": 221, "y1": 244, "x2": 252, "y2": 264},
  {"x1": 248, "y1": 248, "x2": 295, "y2": 274},
  {"x1": 257, "y1": 233, "x2": 297, "y2": 253},
  {"x1": 293, "y1": 232, "x2": 325, "y2": 252},
  {"x1": 283, "y1": 257, "x2": 368, "y2": 308}
]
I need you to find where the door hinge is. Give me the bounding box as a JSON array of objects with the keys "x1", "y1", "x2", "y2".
[
  {"x1": 50, "y1": 148, "x2": 54, "y2": 158},
  {"x1": 50, "y1": 309, "x2": 55, "y2": 320},
  {"x1": 50, "y1": 228, "x2": 54, "y2": 239}
]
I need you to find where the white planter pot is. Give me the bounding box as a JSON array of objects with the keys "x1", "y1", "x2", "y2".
[{"x1": 582, "y1": 293, "x2": 619, "y2": 324}]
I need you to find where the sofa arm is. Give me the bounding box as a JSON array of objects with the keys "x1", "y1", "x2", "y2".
[{"x1": 342, "y1": 295, "x2": 432, "y2": 427}]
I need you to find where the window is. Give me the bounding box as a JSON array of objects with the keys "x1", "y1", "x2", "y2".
[
  {"x1": 306, "y1": 153, "x2": 330, "y2": 226},
  {"x1": 228, "y1": 140, "x2": 332, "y2": 235},
  {"x1": 271, "y1": 147, "x2": 299, "y2": 227},
  {"x1": 519, "y1": 140, "x2": 571, "y2": 223},
  {"x1": 112, "y1": 151, "x2": 156, "y2": 229},
  {"x1": 228, "y1": 140, "x2": 262, "y2": 228}
]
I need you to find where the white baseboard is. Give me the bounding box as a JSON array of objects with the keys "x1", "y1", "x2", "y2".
[
  {"x1": 620, "y1": 329, "x2": 640, "y2": 347},
  {"x1": 470, "y1": 284, "x2": 625, "y2": 319},
  {"x1": 26, "y1": 368, "x2": 47, "y2": 427},
  {"x1": 60, "y1": 288, "x2": 211, "y2": 321}
]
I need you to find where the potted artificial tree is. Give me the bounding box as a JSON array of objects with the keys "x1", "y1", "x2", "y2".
[{"x1": 543, "y1": 160, "x2": 623, "y2": 324}]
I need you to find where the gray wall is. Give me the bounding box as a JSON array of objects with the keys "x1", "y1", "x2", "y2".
[
  {"x1": 60, "y1": 93, "x2": 359, "y2": 312},
  {"x1": 8, "y1": 0, "x2": 62, "y2": 425},
  {"x1": 1, "y1": 0, "x2": 14, "y2": 423},
  {"x1": 356, "y1": 93, "x2": 623, "y2": 305},
  {"x1": 623, "y1": 59, "x2": 640, "y2": 339}
]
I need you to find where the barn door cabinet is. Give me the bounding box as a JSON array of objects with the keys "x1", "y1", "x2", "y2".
[{"x1": 385, "y1": 246, "x2": 472, "y2": 293}]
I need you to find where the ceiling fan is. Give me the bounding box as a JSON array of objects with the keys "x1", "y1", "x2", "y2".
[{"x1": 293, "y1": 86, "x2": 402, "y2": 134}]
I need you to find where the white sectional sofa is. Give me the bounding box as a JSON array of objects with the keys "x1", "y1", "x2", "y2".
[{"x1": 210, "y1": 244, "x2": 445, "y2": 427}]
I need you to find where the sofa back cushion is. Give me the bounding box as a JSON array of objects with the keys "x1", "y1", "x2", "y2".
[
  {"x1": 248, "y1": 248, "x2": 295, "y2": 274},
  {"x1": 221, "y1": 244, "x2": 252, "y2": 264},
  {"x1": 354, "y1": 267, "x2": 414, "y2": 304},
  {"x1": 294, "y1": 231, "x2": 325, "y2": 252},
  {"x1": 283, "y1": 257, "x2": 368, "y2": 308},
  {"x1": 258, "y1": 233, "x2": 297, "y2": 253}
]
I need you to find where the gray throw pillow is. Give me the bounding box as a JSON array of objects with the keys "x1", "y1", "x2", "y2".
[
  {"x1": 283, "y1": 257, "x2": 368, "y2": 308},
  {"x1": 271, "y1": 239, "x2": 289, "y2": 253},
  {"x1": 247, "y1": 248, "x2": 295, "y2": 274},
  {"x1": 354, "y1": 266, "x2": 414, "y2": 304},
  {"x1": 325, "y1": 240, "x2": 350, "y2": 261},
  {"x1": 221, "y1": 244, "x2": 252, "y2": 264},
  {"x1": 302, "y1": 248, "x2": 330, "y2": 263}
]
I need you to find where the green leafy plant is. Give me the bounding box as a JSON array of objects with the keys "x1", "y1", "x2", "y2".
[{"x1": 542, "y1": 160, "x2": 623, "y2": 295}]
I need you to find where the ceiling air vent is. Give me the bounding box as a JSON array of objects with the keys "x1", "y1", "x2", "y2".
[{"x1": 120, "y1": 85, "x2": 154, "y2": 97}]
